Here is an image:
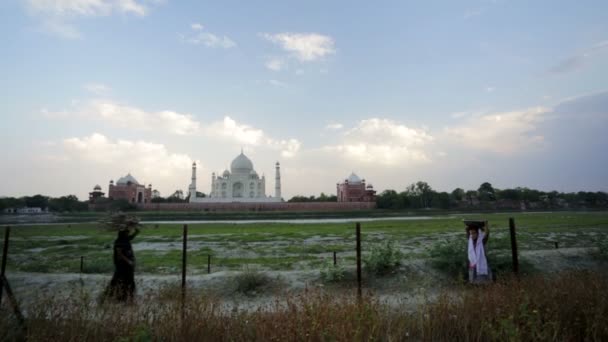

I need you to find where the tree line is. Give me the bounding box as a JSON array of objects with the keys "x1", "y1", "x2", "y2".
[
  {"x1": 2, "y1": 182, "x2": 607, "y2": 213},
  {"x1": 375, "y1": 181, "x2": 608, "y2": 210}
]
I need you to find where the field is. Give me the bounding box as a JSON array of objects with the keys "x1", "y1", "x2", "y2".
[
  {"x1": 4, "y1": 212, "x2": 608, "y2": 273},
  {"x1": 2, "y1": 211, "x2": 608, "y2": 340}
]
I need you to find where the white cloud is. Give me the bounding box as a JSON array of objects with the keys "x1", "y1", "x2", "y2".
[
  {"x1": 205, "y1": 116, "x2": 301, "y2": 158},
  {"x1": 206, "y1": 116, "x2": 265, "y2": 145},
  {"x1": 486, "y1": 86, "x2": 495, "y2": 93},
  {"x1": 57, "y1": 133, "x2": 195, "y2": 193},
  {"x1": 323, "y1": 118, "x2": 434, "y2": 165},
  {"x1": 444, "y1": 106, "x2": 550, "y2": 154},
  {"x1": 181, "y1": 24, "x2": 236, "y2": 48},
  {"x1": 325, "y1": 122, "x2": 343, "y2": 130},
  {"x1": 26, "y1": 0, "x2": 147, "y2": 16},
  {"x1": 263, "y1": 32, "x2": 335, "y2": 62},
  {"x1": 44, "y1": 100, "x2": 200, "y2": 135},
  {"x1": 25, "y1": 0, "x2": 153, "y2": 39},
  {"x1": 265, "y1": 57, "x2": 286, "y2": 71}
]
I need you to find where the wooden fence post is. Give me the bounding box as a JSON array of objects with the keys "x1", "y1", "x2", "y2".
[
  {"x1": 207, "y1": 254, "x2": 211, "y2": 274},
  {"x1": 181, "y1": 224, "x2": 188, "y2": 317},
  {"x1": 0, "y1": 226, "x2": 10, "y2": 306},
  {"x1": 509, "y1": 218, "x2": 519, "y2": 275},
  {"x1": 333, "y1": 251, "x2": 337, "y2": 266},
  {"x1": 0, "y1": 226, "x2": 26, "y2": 330},
  {"x1": 356, "y1": 222, "x2": 362, "y2": 299}
]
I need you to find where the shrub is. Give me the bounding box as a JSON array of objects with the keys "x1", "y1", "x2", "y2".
[
  {"x1": 364, "y1": 241, "x2": 403, "y2": 275},
  {"x1": 234, "y1": 267, "x2": 270, "y2": 294},
  {"x1": 594, "y1": 239, "x2": 608, "y2": 260},
  {"x1": 320, "y1": 259, "x2": 346, "y2": 283},
  {"x1": 428, "y1": 238, "x2": 467, "y2": 280}
]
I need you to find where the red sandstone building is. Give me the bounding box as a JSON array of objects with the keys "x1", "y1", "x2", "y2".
[
  {"x1": 89, "y1": 185, "x2": 105, "y2": 203},
  {"x1": 108, "y1": 173, "x2": 152, "y2": 204},
  {"x1": 336, "y1": 173, "x2": 376, "y2": 202}
]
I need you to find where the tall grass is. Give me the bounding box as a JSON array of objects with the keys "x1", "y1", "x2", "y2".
[{"x1": 1, "y1": 271, "x2": 607, "y2": 341}]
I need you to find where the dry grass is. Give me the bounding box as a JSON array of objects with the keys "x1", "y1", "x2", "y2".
[{"x1": 1, "y1": 271, "x2": 607, "y2": 341}]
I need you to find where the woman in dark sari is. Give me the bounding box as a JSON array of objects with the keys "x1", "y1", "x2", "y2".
[{"x1": 107, "y1": 227, "x2": 139, "y2": 302}]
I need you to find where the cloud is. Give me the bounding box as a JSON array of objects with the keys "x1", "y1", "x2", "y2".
[
  {"x1": 44, "y1": 100, "x2": 201, "y2": 135},
  {"x1": 191, "y1": 23, "x2": 203, "y2": 30},
  {"x1": 56, "y1": 133, "x2": 195, "y2": 193},
  {"x1": 486, "y1": 86, "x2": 495, "y2": 93},
  {"x1": 325, "y1": 123, "x2": 343, "y2": 130},
  {"x1": 265, "y1": 57, "x2": 286, "y2": 71},
  {"x1": 24, "y1": 0, "x2": 153, "y2": 39},
  {"x1": 262, "y1": 32, "x2": 335, "y2": 62},
  {"x1": 444, "y1": 106, "x2": 550, "y2": 154},
  {"x1": 548, "y1": 40, "x2": 608, "y2": 74},
  {"x1": 205, "y1": 116, "x2": 301, "y2": 158},
  {"x1": 323, "y1": 118, "x2": 434, "y2": 165},
  {"x1": 25, "y1": 0, "x2": 147, "y2": 16},
  {"x1": 180, "y1": 24, "x2": 236, "y2": 48},
  {"x1": 44, "y1": 95, "x2": 301, "y2": 157}
]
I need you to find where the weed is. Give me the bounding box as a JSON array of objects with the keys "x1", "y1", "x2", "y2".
[
  {"x1": 320, "y1": 259, "x2": 346, "y2": 283},
  {"x1": 364, "y1": 241, "x2": 403, "y2": 275},
  {"x1": 234, "y1": 267, "x2": 271, "y2": 294},
  {"x1": 427, "y1": 238, "x2": 468, "y2": 280}
]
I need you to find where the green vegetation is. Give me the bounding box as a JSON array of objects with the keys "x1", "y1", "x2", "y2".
[
  {"x1": 363, "y1": 241, "x2": 403, "y2": 275},
  {"x1": 2, "y1": 212, "x2": 608, "y2": 275},
  {"x1": 320, "y1": 259, "x2": 346, "y2": 283}
]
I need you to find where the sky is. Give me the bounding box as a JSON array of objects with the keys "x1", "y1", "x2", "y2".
[{"x1": 1, "y1": 0, "x2": 607, "y2": 200}]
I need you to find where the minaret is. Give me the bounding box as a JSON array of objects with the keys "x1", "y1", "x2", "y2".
[
  {"x1": 211, "y1": 172, "x2": 216, "y2": 197},
  {"x1": 274, "y1": 161, "x2": 281, "y2": 199},
  {"x1": 188, "y1": 162, "x2": 197, "y2": 201}
]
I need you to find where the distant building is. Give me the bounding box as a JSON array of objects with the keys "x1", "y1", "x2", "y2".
[
  {"x1": 189, "y1": 151, "x2": 282, "y2": 203},
  {"x1": 337, "y1": 173, "x2": 376, "y2": 202},
  {"x1": 89, "y1": 184, "x2": 105, "y2": 203},
  {"x1": 108, "y1": 173, "x2": 152, "y2": 204}
]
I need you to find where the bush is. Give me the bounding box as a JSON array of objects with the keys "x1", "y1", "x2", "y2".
[
  {"x1": 364, "y1": 241, "x2": 403, "y2": 275},
  {"x1": 234, "y1": 267, "x2": 270, "y2": 294},
  {"x1": 320, "y1": 259, "x2": 346, "y2": 283},
  {"x1": 428, "y1": 239, "x2": 468, "y2": 280}
]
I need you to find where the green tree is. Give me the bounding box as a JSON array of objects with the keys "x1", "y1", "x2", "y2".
[
  {"x1": 478, "y1": 182, "x2": 496, "y2": 201},
  {"x1": 451, "y1": 188, "x2": 465, "y2": 202},
  {"x1": 25, "y1": 194, "x2": 49, "y2": 208}
]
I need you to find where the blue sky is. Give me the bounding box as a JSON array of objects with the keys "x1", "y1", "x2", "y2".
[{"x1": 1, "y1": 0, "x2": 607, "y2": 199}]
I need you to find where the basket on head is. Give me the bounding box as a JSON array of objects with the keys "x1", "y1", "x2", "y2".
[
  {"x1": 100, "y1": 212, "x2": 141, "y2": 232},
  {"x1": 463, "y1": 220, "x2": 485, "y2": 229}
]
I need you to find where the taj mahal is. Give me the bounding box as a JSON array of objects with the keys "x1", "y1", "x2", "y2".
[{"x1": 188, "y1": 151, "x2": 282, "y2": 203}]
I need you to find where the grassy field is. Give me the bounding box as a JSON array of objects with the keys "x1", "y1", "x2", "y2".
[{"x1": 3, "y1": 211, "x2": 608, "y2": 275}]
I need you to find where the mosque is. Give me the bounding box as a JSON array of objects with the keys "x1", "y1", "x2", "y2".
[{"x1": 188, "y1": 151, "x2": 282, "y2": 203}]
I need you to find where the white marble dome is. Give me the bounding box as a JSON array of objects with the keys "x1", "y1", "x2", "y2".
[{"x1": 231, "y1": 152, "x2": 254, "y2": 174}]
